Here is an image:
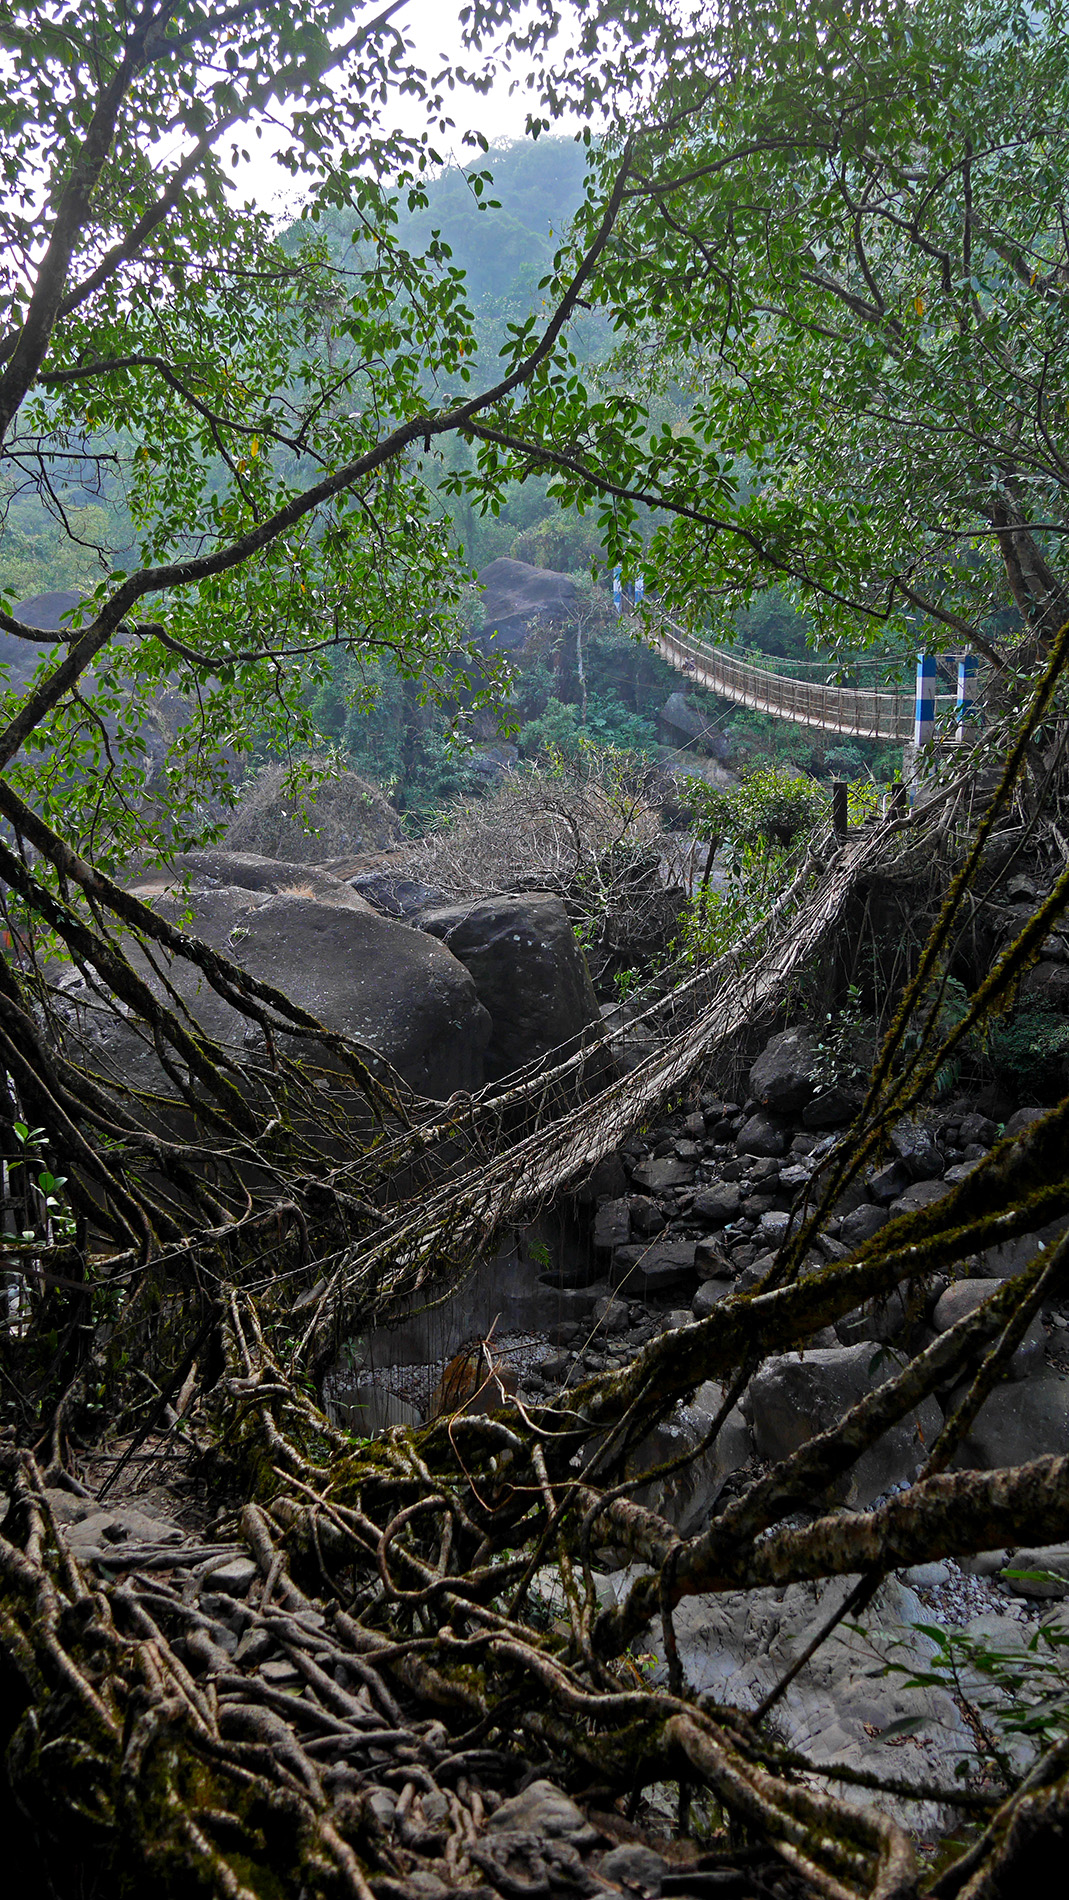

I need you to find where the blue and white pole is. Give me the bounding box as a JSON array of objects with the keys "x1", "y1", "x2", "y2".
[
  {"x1": 956, "y1": 650, "x2": 978, "y2": 740},
  {"x1": 634, "y1": 573, "x2": 645, "y2": 606},
  {"x1": 613, "y1": 565, "x2": 623, "y2": 615},
  {"x1": 914, "y1": 652, "x2": 937, "y2": 749}
]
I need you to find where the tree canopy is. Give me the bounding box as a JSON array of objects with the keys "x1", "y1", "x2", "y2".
[{"x1": 456, "y1": 0, "x2": 1069, "y2": 666}]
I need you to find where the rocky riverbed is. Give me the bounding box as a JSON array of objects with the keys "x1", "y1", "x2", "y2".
[{"x1": 338, "y1": 1017, "x2": 1069, "y2": 1840}]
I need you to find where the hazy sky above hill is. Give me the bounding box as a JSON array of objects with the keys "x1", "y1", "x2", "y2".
[{"x1": 236, "y1": 1, "x2": 561, "y2": 213}]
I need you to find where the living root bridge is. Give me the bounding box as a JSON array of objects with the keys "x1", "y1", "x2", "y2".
[
  {"x1": 296, "y1": 810, "x2": 932, "y2": 1370},
  {"x1": 4, "y1": 682, "x2": 1069, "y2": 1896}
]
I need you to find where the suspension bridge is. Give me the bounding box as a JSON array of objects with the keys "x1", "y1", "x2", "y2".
[{"x1": 643, "y1": 614, "x2": 978, "y2": 745}]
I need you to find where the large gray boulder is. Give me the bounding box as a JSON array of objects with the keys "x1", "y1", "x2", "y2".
[
  {"x1": 477, "y1": 558, "x2": 578, "y2": 652},
  {"x1": 419, "y1": 893, "x2": 604, "y2": 1083},
  {"x1": 735, "y1": 1109, "x2": 788, "y2": 1157},
  {"x1": 974, "y1": 1212, "x2": 1069, "y2": 1279},
  {"x1": 346, "y1": 870, "x2": 447, "y2": 917},
  {"x1": 932, "y1": 1278, "x2": 1045, "y2": 1379},
  {"x1": 606, "y1": 1571, "x2": 973, "y2": 1835},
  {"x1": 658, "y1": 691, "x2": 720, "y2": 751},
  {"x1": 749, "y1": 1027, "x2": 821, "y2": 1113},
  {"x1": 626, "y1": 1379, "x2": 753, "y2": 1535},
  {"x1": 888, "y1": 1117, "x2": 944, "y2": 1179},
  {"x1": 610, "y1": 1238, "x2": 698, "y2": 1297},
  {"x1": 693, "y1": 1181, "x2": 742, "y2": 1225},
  {"x1": 64, "y1": 885, "x2": 491, "y2": 1101},
  {"x1": 951, "y1": 1374, "x2": 1069, "y2": 1472},
  {"x1": 128, "y1": 848, "x2": 369, "y2": 907},
  {"x1": 629, "y1": 1154, "x2": 695, "y2": 1193},
  {"x1": 743, "y1": 1341, "x2": 941, "y2": 1505}
]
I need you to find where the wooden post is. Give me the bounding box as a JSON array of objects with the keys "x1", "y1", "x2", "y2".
[{"x1": 832, "y1": 779, "x2": 848, "y2": 839}]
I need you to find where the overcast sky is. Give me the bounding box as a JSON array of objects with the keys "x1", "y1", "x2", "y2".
[{"x1": 236, "y1": 1, "x2": 565, "y2": 215}]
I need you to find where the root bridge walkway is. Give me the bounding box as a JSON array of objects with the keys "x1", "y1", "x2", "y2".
[{"x1": 301, "y1": 807, "x2": 932, "y2": 1367}]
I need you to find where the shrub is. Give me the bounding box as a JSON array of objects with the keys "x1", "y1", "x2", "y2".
[{"x1": 985, "y1": 1003, "x2": 1069, "y2": 1092}]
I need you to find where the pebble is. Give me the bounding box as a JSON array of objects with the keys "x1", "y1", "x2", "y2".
[
  {"x1": 260, "y1": 1659, "x2": 302, "y2": 1686},
  {"x1": 902, "y1": 1560, "x2": 951, "y2": 1588},
  {"x1": 207, "y1": 1557, "x2": 258, "y2": 1595}
]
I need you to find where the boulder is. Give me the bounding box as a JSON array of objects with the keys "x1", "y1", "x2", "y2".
[
  {"x1": 749, "y1": 1027, "x2": 820, "y2": 1113},
  {"x1": 692, "y1": 1181, "x2": 742, "y2": 1225},
  {"x1": 756, "y1": 1209, "x2": 792, "y2": 1247},
  {"x1": 835, "y1": 1286, "x2": 911, "y2": 1348},
  {"x1": 599, "y1": 1846, "x2": 667, "y2": 1894},
  {"x1": 695, "y1": 1235, "x2": 733, "y2": 1274},
  {"x1": 468, "y1": 743, "x2": 519, "y2": 783},
  {"x1": 658, "y1": 691, "x2": 720, "y2": 751},
  {"x1": 487, "y1": 1779, "x2": 596, "y2": 1846},
  {"x1": 577, "y1": 1152, "x2": 630, "y2": 1204},
  {"x1": 839, "y1": 1203, "x2": 890, "y2": 1249},
  {"x1": 626, "y1": 1379, "x2": 753, "y2": 1535},
  {"x1": 610, "y1": 1239, "x2": 698, "y2": 1297},
  {"x1": 419, "y1": 893, "x2": 603, "y2": 1083},
  {"x1": 802, "y1": 1085, "x2": 862, "y2": 1129},
  {"x1": 932, "y1": 1278, "x2": 1046, "y2": 1379},
  {"x1": 867, "y1": 1160, "x2": 912, "y2": 1205},
  {"x1": 346, "y1": 871, "x2": 447, "y2": 917},
  {"x1": 973, "y1": 1212, "x2": 1069, "y2": 1280},
  {"x1": 64, "y1": 886, "x2": 491, "y2": 1101},
  {"x1": 593, "y1": 1198, "x2": 631, "y2": 1254},
  {"x1": 692, "y1": 1278, "x2": 734, "y2": 1319},
  {"x1": 477, "y1": 558, "x2": 578, "y2": 652},
  {"x1": 958, "y1": 1112, "x2": 998, "y2": 1149},
  {"x1": 591, "y1": 1295, "x2": 631, "y2": 1336},
  {"x1": 889, "y1": 1118, "x2": 944, "y2": 1179},
  {"x1": 128, "y1": 847, "x2": 373, "y2": 909},
  {"x1": 618, "y1": 1572, "x2": 972, "y2": 1834},
  {"x1": 736, "y1": 1110, "x2": 788, "y2": 1158},
  {"x1": 630, "y1": 1155, "x2": 695, "y2": 1193},
  {"x1": 744, "y1": 1341, "x2": 942, "y2": 1505},
  {"x1": 951, "y1": 1374, "x2": 1069, "y2": 1472},
  {"x1": 998, "y1": 1545, "x2": 1069, "y2": 1600},
  {"x1": 888, "y1": 1178, "x2": 952, "y2": 1218},
  {"x1": 629, "y1": 1195, "x2": 667, "y2": 1237}
]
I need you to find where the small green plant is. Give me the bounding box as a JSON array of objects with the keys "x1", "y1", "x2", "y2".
[
  {"x1": 898, "y1": 972, "x2": 972, "y2": 1098},
  {"x1": 866, "y1": 1608, "x2": 1069, "y2": 1788},
  {"x1": 812, "y1": 982, "x2": 871, "y2": 1090},
  {"x1": 846, "y1": 777, "x2": 884, "y2": 825},
  {"x1": 676, "y1": 764, "x2": 824, "y2": 965},
  {"x1": 984, "y1": 1004, "x2": 1069, "y2": 1090},
  {"x1": 10, "y1": 1120, "x2": 76, "y2": 1242},
  {"x1": 683, "y1": 763, "x2": 824, "y2": 863}
]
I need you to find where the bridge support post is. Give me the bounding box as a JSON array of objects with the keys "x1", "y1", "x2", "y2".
[
  {"x1": 956, "y1": 650, "x2": 978, "y2": 739},
  {"x1": 832, "y1": 779, "x2": 848, "y2": 840},
  {"x1": 905, "y1": 653, "x2": 938, "y2": 803},
  {"x1": 914, "y1": 652, "x2": 937, "y2": 749}
]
